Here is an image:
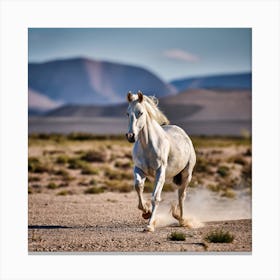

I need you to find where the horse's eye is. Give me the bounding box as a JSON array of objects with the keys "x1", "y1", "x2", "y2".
[{"x1": 138, "y1": 112, "x2": 143, "y2": 117}]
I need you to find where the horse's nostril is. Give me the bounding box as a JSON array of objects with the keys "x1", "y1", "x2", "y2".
[{"x1": 126, "y1": 133, "x2": 135, "y2": 142}]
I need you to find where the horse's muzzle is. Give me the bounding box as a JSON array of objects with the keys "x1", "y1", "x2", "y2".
[{"x1": 126, "y1": 133, "x2": 135, "y2": 143}]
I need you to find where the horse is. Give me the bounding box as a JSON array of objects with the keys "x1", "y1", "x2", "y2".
[{"x1": 125, "y1": 90, "x2": 196, "y2": 232}]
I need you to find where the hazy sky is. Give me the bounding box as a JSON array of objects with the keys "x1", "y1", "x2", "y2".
[{"x1": 28, "y1": 28, "x2": 251, "y2": 81}]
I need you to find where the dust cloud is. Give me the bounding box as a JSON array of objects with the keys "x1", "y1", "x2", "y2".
[{"x1": 154, "y1": 188, "x2": 251, "y2": 228}]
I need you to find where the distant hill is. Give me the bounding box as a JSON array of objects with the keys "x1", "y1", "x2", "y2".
[
  {"x1": 171, "y1": 73, "x2": 251, "y2": 92},
  {"x1": 28, "y1": 57, "x2": 176, "y2": 112},
  {"x1": 160, "y1": 88, "x2": 251, "y2": 121},
  {"x1": 46, "y1": 101, "x2": 202, "y2": 120},
  {"x1": 47, "y1": 88, "x2": 251, "y2": 121}
]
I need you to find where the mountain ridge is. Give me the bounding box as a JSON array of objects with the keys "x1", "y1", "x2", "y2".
[
  {"x1": 28, "y1": 57, "x2": 177, "y2": 110},
  {"x1": 171, "y1": 72, "x2": 251, "y2": 92}
]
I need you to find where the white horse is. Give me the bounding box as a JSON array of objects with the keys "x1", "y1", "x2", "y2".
[{"x1": 126, "y1": 91, "x2": 196, "y2": 232}]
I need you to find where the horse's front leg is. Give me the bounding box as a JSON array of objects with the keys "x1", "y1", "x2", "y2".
[
  {"x1": 134, "y1": 167, "x2": 151, "y2": 217},
  {"x1": 146, "y1": 165, "x2": 166, "y2": 232}
]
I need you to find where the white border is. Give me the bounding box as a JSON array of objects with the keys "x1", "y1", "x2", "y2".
[{"x1": 0, "y1": 0, "x2": 279, "y2": 279}]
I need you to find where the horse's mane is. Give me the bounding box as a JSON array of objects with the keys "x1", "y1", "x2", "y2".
[{"x1": 142, "y1": 95, "x2": 170, "y2": 126}]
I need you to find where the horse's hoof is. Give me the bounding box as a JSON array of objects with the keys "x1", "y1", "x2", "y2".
[
  {"x1": 142, "y1": 212, "x2": 152, "y2": 219},
  {"x1": 179, "y1": 218, "x2": 191, "y2": 228},
  {"x1": 143, "y1": 225, "x2": 155, "y2": 232}
]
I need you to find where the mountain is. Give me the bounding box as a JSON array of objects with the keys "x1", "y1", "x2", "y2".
[
  {"x1": 28, "y1": 57, "x2": 177, "y2": 111},
  {"x1": 171, "y1": 73, "x2": 251, "y2": 92}
]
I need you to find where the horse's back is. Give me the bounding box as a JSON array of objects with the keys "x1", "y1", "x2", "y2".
[{"x1": 162, "y1": 124, "x2": 192, "y2": 145}]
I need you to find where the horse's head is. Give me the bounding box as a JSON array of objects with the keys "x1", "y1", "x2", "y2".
[{"x1": 125, "y1": 91, "x2": 146, "y2": 143}]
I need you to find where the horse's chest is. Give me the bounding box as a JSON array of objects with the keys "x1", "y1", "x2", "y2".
[{"x1": 133, "y1": 144, "x2": 161, "y2": 176}]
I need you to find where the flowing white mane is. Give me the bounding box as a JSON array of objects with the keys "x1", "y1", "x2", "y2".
[{"x1": 142, "y1": 95, "x2": 170, "y2": 126}]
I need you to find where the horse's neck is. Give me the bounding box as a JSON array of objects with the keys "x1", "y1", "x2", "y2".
[{"x1": 138, "y1": 115, "x2": 165, "y2": 149}]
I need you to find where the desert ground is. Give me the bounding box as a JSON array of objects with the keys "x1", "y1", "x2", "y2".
[{"x1": 28, "y1": 134, "x2": 252, "y2": 253}]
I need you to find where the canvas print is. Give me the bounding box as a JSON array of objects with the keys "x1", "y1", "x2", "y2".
[{"x1": 28, "y1": 28, "x2": 252, "y2": 252}]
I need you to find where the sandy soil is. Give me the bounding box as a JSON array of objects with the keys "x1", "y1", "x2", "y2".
[{"x1": 28, "y1": 192, "x2": 251, "y2": 253}]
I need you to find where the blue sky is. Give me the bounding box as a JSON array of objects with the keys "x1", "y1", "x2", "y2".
[{"x1": 28, "y1": 28, "x2": 251, "y2": 81}]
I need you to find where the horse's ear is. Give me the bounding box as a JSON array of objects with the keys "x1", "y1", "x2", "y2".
[
  {"x1": 127, "y1": 91, "x2": 133, "y2": 102},
  {"x1": 137, "y1": 90, "x2": 143, "y2": 103}
]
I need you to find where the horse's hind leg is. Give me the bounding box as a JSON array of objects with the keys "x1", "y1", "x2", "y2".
[{"x1": 172, "y1": 164, "x2": 194, "y2": 227}]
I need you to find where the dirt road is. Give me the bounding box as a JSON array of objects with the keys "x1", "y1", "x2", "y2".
[{"x1": 28, "y1": 192, "x2": 251, "y2": 253}]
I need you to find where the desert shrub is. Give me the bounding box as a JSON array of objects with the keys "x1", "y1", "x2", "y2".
[
  {"x1": 242, "y1": 163, "x2": 252, "y2": 179},
  {"x1": 233, "y1": 157, "x2": 246, "y2": 166},
  {"x1": 114, "y1": 160, "x2": 132, "y2": 169},
  {"x1": 124, "y1": 151, "x2": 133, "y2": 160},
  {"x1": 28, "y1": 157, "x2": 49, "y2": 173},
  {"x1": 84, "y1": 186, "x2": 105, "y2": 194},
  {"x1": 28, "y1": 187, "x2": 33, "y2": 194},
  {"x1": 56, "y1": 155, "x2": 69, "y2": 164},
  {"x1": 54, "y1": 169, "x2": 74, "y2": 181},
  {"x1": 243, "y1": 148, "x2": 252, "y2": 157},
  {"x1": 228, "y1": 155, "x2": 246, "y2": 165},
  {"x1": 80, "y1": 150, "x2": 108, "y2": 163},
  {"x1": 89, "y1": 179, "x2": 97, "y2": 185},
  {"x1": 29, "y1": 176, "x2": 40, "y2": 182},
  {"x1": 195, "y1": 157, "x2": 210, "y2": 173},
  {"x1": 241, "y1": 163, "x2": 252, "y2": 188},
  {"x1": 57, "y1": 190, "x2": 73, "y2": 196},
  {"x1": 78, "y1": 180, "x2": 89, "y2": 186},
  {"x1": 205, "y1": 230, "x2": 234, "y2": 243},
  {"x1": 32, "y1": 184, "x2": 41, "y2": 189},
  {"x1": 81, "y1": 165, "x2": 99, "y2": 175},
  {"x1": 54, "y1": 169, "x2": 68, "y2": 176},
  {"x1": 68, "y1": 158, "x2": 87, "y2": 169},
  {"x1": 207, "y1": 184, "x2": 221, "y2": 192},
  {"x1": 221, "y1": 188, "x2": 236, "y2": 199},
  {"x1": 168, "y1": 231, "x2": 186, "y2": 241},
  {"x1": 217, "y1": 166, "x2": 230, "y2": 177},
  {"x1": 46, "y1": 182, "x2": 59, "y2": 189}
]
